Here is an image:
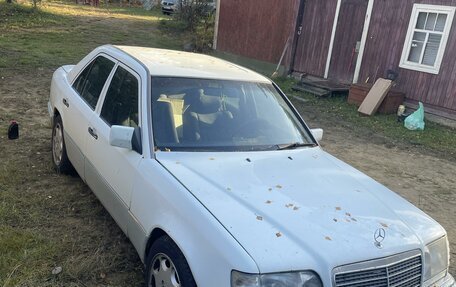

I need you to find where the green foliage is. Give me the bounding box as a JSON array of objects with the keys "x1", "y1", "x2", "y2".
[
  {"x1": 0, "y1": 226, "x2": 56, "y2": 286},
  {"x1": 159, "y1": 1, "x2": 215, "y2": 52},
  {"x1": 193, "y1": 12, "x2": 214, "y2": 52},
  {"x1": 175, "y1": 0, "x2": 214, "y2": 31}
]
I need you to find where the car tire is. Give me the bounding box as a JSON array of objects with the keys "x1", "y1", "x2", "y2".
[
  {"x1": 145, "y1": 236, "x2": 197, "y2": 287},
  {"x1": 51, "y1": 115, "x2": 73, "y2": 174}
]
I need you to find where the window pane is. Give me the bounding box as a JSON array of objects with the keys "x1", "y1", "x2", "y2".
[
  {"x1": 416, "y1": 12, "x2": 427, "y2": 29},
  {"x1": 73, "y1": 62, "x2": 92, "y2": 96},
  {"x1": 435, "y1": 13, "x2": 447, "y2": 32},
  {"x1": 425, "y1": 13, "x2": 437, "y2": 31},
  {"x1": 408, "y1": 41, "x2": 424, "y2": 63},
  {"x1": 75, "y1": 56, "x2": 115, "y2": 109},
  {"x1": 413, "y1": 31, "x2": 426, "y2": 42},
  {"x1": 101, "y1": 66, "x2": 139, "y2": 127},
  {"x1": 422, "y1": 33, "x2": 442, "y2": 66}
]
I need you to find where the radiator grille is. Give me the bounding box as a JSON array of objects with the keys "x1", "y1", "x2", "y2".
[{"x1": 334, "y1": 253, "x2": 422, "y2": 287}]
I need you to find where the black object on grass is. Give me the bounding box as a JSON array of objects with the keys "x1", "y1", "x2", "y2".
[{"x1": 8, "y1": 120, "x2": 19, "y2": 140}]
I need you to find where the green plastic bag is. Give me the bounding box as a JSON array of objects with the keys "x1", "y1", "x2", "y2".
[{"x1": 404, "y1": 102, "x2": 425, "y2": 131}]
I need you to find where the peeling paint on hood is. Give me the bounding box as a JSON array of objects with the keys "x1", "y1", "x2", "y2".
[{"x1": 156, "y1": 147, "x2": 445, "y2": 274}]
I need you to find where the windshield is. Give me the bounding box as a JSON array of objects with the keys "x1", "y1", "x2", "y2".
[{"x1": 151, "y1": 77, "x2": 315, "y2": 151}]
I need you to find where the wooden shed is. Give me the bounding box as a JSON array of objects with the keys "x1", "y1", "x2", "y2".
[{"x1": 214, "y1": 0, "x2": 456, "y2": 119}]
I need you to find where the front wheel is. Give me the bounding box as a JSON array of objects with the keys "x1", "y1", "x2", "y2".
[
  {"x1": 145, "y1": 236, "x2": 197, "y2": 287},
  {"x1": 52, "y1": 115, "x2": 73, "y2": 173}
]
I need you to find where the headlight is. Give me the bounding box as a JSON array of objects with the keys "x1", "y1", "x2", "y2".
[
  {"x1": 424, "y1": 236, "x2": 450, "y2": 283},
  {"x1": 231, "y1": 270, "x2": 323, "y2": 287}
]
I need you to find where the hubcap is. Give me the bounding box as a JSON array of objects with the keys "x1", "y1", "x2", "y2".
[
  {"x1": 149, "y1": 253, "x2": 181, "y2": 287},
  {"x1": 53, "y1": 123, "x2": 63, "y2": 165}
]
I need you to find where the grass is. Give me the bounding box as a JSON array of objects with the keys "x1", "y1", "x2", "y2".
[
  {"x1": 0, "y1": 0, "x2": 182, "y2": 285},
  {"x1": 0, "y1": 0, "x2": 181, "y2": 70},
  {"x1": 275, "y1": 77, "x2": 456, "y2": 159}
]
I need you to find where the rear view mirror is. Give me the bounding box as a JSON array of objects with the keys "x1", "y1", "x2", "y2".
[
  {"x1": 310, "y1": 128, "x2": 323, "y2": 142},
  {"x1": 109, "y1": 125, "x2": 142, "y2": 154}
]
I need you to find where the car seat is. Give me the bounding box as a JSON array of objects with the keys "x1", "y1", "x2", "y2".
[{"x1": 182, "y1": 88, "x2": 233, "y2": 143}]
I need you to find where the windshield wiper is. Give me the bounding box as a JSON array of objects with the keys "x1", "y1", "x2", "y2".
[{"x1": 276, "y1": 142, "x2": 317, "y2": 150}]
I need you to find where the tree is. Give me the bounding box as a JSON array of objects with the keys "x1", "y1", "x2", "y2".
[
  {"x1": 177, "y1": 0, "x2": 215, "y2": 31},
  {"x1": 32, "y1": 0, "x2": 41, "y2": 8}
]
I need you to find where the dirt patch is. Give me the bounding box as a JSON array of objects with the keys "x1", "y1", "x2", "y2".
[
  {"x1": 0, "y1": 69, "x2": 143, "y2": 286},
  {"x1": 292, "y1": 98, "x2": 456, "y2": 275}
]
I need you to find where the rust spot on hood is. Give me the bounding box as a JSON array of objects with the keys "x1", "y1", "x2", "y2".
[
  {"x1": 335, "y1": 206, "x2": 342, "y2": 211},
  {"x1": 380, "y1": 222, "x2": 389, "y2": 228},
  {"x1": 265, "y1": 200, "x2": 272, "y2": 204},
  {"x1": 276, "y1": 232, "x2": 282, "y2": 238},
  {"x1": 256, "y1": 215, "x2": 263, "y2": 221},
  {"x1": 325, "y1": 236, "x2": 332, "y2": 241}
]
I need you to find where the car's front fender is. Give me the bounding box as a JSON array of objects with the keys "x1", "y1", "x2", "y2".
[{"x1": 129, "y1": 158, "x2": 258, "y2": 287}]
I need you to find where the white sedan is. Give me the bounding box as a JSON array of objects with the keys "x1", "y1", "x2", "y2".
[{"x1": 48, "y1": 45, "x2": 454, "y2": 287}]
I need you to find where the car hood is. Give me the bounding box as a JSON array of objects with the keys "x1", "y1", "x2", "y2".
[{"x1": 156, "y1": 147, "x2": 445, "y2": 273}]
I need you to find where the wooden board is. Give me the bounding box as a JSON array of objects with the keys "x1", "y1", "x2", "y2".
[
  {"x1": 358, "y1": 78, "x2": 392, "y2": 115},
  {"x1": 348, "y1": 83, "x2": 405, "y2": 114}
]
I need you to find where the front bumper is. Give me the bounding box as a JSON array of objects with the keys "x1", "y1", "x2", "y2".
[{"x1": 162, "y1": 6, "x2": 177, "y2": 13}]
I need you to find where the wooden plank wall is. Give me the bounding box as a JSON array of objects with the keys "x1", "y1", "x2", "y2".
[
  {"x1": 216, "y1": 0, "x2": 300, "y2": 65},
  {"x1": 328, "y1": 0, "x2": 368, "y2": 83},
  {"x1": 292, "y1": 0, "x2": 338, "y2": 76},
  {"x1": 358, "y1": 0, "x2": 456, "y2": 114}
]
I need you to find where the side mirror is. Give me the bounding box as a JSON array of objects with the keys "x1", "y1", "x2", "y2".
[
  {"x1": 310, "y1": 128, "x2": 323, "y2": 142},
  {"x1": 109, "y1": 125, "x2": 142, "y2": 154}
]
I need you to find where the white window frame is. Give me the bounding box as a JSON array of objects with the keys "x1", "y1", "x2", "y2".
[{"x1": 399, "y1": 4, "x2": 455, "y2": 74}]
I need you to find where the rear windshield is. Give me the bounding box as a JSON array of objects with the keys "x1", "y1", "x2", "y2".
[{"x1": 151, "y1": 77, "x2": 314, "y2": 151}]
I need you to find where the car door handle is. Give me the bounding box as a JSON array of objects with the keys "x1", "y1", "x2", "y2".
[
  {"x1": 88, "y1": 127, "x2": 98, "y2": 140},
  {"x1": 62, "y1": 98, "x2": 69, "y2": 107}
]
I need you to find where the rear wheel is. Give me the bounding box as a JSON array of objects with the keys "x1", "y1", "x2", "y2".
[
  {"x1": 145, "y1": 236, "x2": 196, "y2": 287},
  {"x1": 52, "y1": 115, "x2": 73, "y2": 173}
]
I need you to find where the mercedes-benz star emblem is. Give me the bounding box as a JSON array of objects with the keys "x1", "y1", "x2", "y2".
[{"x1": 374, "y1": 228, "x2": 386, "y2": 248}]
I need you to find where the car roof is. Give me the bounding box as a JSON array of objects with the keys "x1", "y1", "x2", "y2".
[{"x1": 113, "y1": 45, "x2": 271, "y2": 83}]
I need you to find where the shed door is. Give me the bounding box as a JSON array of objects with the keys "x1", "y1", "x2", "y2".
[
  {"x1": 292, "y1": 0, "x2": 339, "y2": 77},
  {"x1": 328, "y1": 0, "x2": 369, "y2": 83}
]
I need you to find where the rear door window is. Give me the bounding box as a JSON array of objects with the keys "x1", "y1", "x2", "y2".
[
  {"x1": 72, "y1": 56, "x2": 115, "y2": 109},
  {"x1": 100, "y1": 66, "x2": 139, "y2": 127}
]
